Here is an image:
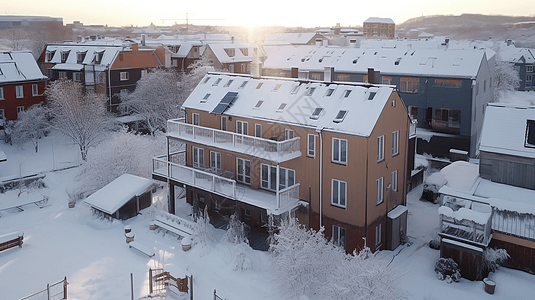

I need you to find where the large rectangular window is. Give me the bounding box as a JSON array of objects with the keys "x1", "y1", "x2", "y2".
[
  {"x1": 332, "y1": 138, "x2": 347, "y2": 164},
  {"x1": 284, "y1": 129, "x2": 294, "y2": 140},
  {"x1": 0, "y1": 87, "x2": 4, "y2": 100},
  {"x1": 331, "y1": 179, "x2": 347, "y2": 208},
  {"x1": 237, "y1": 158, "x2": 251, "y2": 184},
  {"x1": 308, "y1": 134, "x2": 316, "y2": 158},
  {"x1": 221, "y1": 116, "x2": 227, "y2": 131},
  {"x1": 375, "y1": 223, "x2": 382, "y2": 247},
  {"x1": 261, "y1": 164, "x2": 295, "y2": 191},
  {"x1": 16, "y1": 86, "x2": 24, "y2": 98},
  {"x1": 391, "y1": 170, "x2": 398, "y2": 192},
  {"x1": 377, "y1": 135, "x2": 385, "y2": 162},
  {"x1": 333, "y1": 225, "x2": 346, "y2": 248},
  {"x1": 193, "y1": 147, "x2": 204, "y2": 168},
  {"x1": 432, "y1": 108, "x2": 461, "y2": 134},
  {"x1": 255, "y1": 124, "x2": 262, "y2": 138},
  {"x1": 376, "y1": 177, "x2": 384, "y2": 205},
  {"x1": 400, "y1": 77, "x2": 418, "y2": 93},
  {"x1": 236, "y1": 120, "x2": 248, "y2": 135},
  {"x1": 192, "y1": 113, "x2": 199, "y2": 126},
  {"x1": 32, "y1": 84, "x2": 39, "y2": 96},
  {"x1": 210, "y1": 151, "x2": 221, "y2": 173},
  {"x1": 392, "y1": 130, "x2": 399, "y2": 157}
]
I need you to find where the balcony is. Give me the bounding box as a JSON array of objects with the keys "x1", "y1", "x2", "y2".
[
  {"x1": 166, "y1": 119, "x2": 301, "y2": 163},
  {"x1": 438, "y1": 202, "x2": 492, "y2": 247},
  {"x1": 153, "y1": 152, "x2": 300, "y2": 215}
]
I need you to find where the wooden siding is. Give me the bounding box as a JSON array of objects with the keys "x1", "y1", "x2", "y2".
[
  {"x1": 490, "y1": 233, "x2": 535, "y2": 274},
  {"x1": 480, "y1": 151, "x2": 535, "y2": 190}
]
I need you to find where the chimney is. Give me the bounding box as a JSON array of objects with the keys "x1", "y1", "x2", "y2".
[
  {"x1": 322, "y1": 39, "x2": 328, "y2": 47},
  {"x1": 507, "y1": 39, "x2": 512, "y2": 46},
  {"x1": 131, "y1": 43, "x2": 138, "y2": 52},
  {"x1": 349, "y1": 39, "x2": 357, "y2": 48},
  {"x1": 445, "y1": 37, "x2": 449, "y2": 45},
  {"x1": 324, "y1": 67, "x2": 334, "y2": 82},
  {"x1": 141, "y1": 34, "x2": 146, "y2": 46},
  {"x1": 231, "y1": 36, "x2": 235, "y2": 43},
  {"x1": 367, "y1": 68, "x2": 375, "y2": 84},
  {"x1": 316, "y1": 38, "x2": 322, "y2": 47},
  {"x1": 291, "y1": 67, "x2": 299, "y2": 78},
  {"x1": 250, "y1": 53, "x2": 262, "y2": 78}
]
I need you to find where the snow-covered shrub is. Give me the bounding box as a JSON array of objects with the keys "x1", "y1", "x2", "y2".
[
  {"x1": 434, "y1": 258, "x2": 461, "y2": 283},
  {"x1": 192, "y1": 207, "x2": 214, "y2": 247},
  {"x1": 223, "y1": 213, "x2": 248, "y2": 245},
  {"x1": 484, "y1": 248, "x2": 510, "y2": 273},
  {"x1": 232, "y1": 242, "x2": 252, "y2": 271},
  {"x1": 11, "y1": 104, "x2": 49, "y2": 152},
  {"x1": 429, "y1": 239, "x2": 441, "y2": 250}
]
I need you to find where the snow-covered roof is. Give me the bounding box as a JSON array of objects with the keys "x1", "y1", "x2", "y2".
[
  {"x1": 262, "y1": 45, "x2": 488, "y2": 79},
  {"x1": 264, "y1": 33, "x2": 320, "y2": 45},
  {"x1": 44, "y1": 44, "x2": 122, "y2": 67},
  {"x1": 439, "y1": 161, "x2": 480, "y2": 191},
  {"x1": 498, "y1": 45, "x2": 535, "y2": 64},
  {"x1": 0, "y1": 51, "x2": 47, "y2": 84},
  {"x1": 83, "y1": 174, "x2": 155, "y2": 215},
  {"x1": 207, "y1": 43, "x2": 261, "y2": 64},
  {"x1": 183, "y1": 72, "x2": 398, "y2": 137},
  {"x1": 479, "y1": 103, "x2": 535, "y2": 159},
  {"x1": 364, "y1": 17, "x2": 395, "y2": 24}
]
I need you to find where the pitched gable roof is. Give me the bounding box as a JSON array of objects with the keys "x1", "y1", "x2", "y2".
[{"x1": 0, "y1": 51, "x2": 47, "y2": 84}]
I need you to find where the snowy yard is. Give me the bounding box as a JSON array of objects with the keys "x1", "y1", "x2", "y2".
[{"x1": 1, "y1": 134, "x2": 534, "y2": 299}]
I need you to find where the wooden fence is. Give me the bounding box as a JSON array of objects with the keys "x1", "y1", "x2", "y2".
[{"x1": 148, "y1": 268, "x2": 192, "y2": 299}]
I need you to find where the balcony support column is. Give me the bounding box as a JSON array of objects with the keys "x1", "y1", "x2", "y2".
[{"x1": 276, "y1": 163, "x2": 280, "y2": 210}]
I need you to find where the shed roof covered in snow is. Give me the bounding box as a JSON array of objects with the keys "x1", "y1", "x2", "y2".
[
  {"x1": 83, "y1": 174, "x2": 155, "y2": 215},
  {"x1": 0, "y1": 51, "x2": 47, "y2": 84},
  {"x1": 479, "y1": 103, "x2": 535, "y2": 159}
]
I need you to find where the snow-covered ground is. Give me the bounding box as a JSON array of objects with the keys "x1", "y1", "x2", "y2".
[{"x1": 1, "y1": 133, "x2": 534, "y2": 300}]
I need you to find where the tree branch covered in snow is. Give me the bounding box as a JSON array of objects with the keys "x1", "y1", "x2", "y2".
[
  {"x1": 270, "y1": 219, "x2": 404, "y2": 300},
  {"x1": 192, "y1": 207, "x2": 214, "y2": 247},
  {"x1": 12, "y1": 104, "x2": 49, "y2": 152},
  {"x1": 494, "y1": 59, "x2": 520, "y2": 101},
  {"x1": 45, "y1": 79, "x2": 116, "y2": 161}
]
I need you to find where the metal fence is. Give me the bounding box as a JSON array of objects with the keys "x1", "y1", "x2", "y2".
[{"x1": 19, "y1": 277, "x2": 67, "y2": 300}]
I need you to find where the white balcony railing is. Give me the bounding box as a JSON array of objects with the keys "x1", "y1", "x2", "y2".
[
  {"x1": 153, "y1": 154, "x2": 300, "y2": 213},
  {"x1": 166, "y1": 119, "x2": 301, "y2": 163}
]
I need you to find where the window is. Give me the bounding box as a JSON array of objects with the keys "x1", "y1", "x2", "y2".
[
  {"x1": 46, "y1": 50, "x2": 55, "y2": 62},
  {"x1": 376, "y1": 177, "x2": 384, "y2": 205},
  {"x1": 392, "y1": 130, "x2": 399, "y2": 156},
  {"x1": 120, "y1": 72, "x2": 129, "y2": 81},
  {"x1": 368, "y1": 91, "x2": 376, "y2": 100},
  {"x1": 333, "y1": 110, "x2": 348, "y2": 123},
  {"x1": 525, "y1": 120, "x2": 535, "y2": 148},
  {"x1": 332, "y1": 138, "x2": 347, "y2": 164},
  {"x1": 400, "y1": 77, "x2": 419, "y2": 93},
  {"x1": 192, "y1": 113, "x2": 199, "y2": 126},
  {"x1": 254, "y1": 100, "x2": 264, "y2": 109},
  {"x1": 237, "y1": 158, "x2": 251, "y2": 184},
  {"x1": 325, "y1": 88, "x2": 335, "y2": 97},
  {"x1": 73, "y1": 72, "x2": 82, "y2": 82},
  {"x1": 310, "y1": 107, "x2": 323, "y2": 119},
  {"x1": 32, "y1": 84, "x2": 39, "y2": 96},
  {"x1": 256, "y1": 82, "x2": 263, "y2": 89},
  {"x1": 210, "y1": 151, "x2": 221, "y2": 172},
  {"x1": 193, "y1": 147, "x2": 205, "y2": 168},
  {"x1": 94, "y1": 51, "x2": 104, "y2": 64},
  {"x1": 527, "y1": 75, "x2": 533, "y2": 82},
  {"x1": 0, "y1": 109, "x2": 4, "y2": 119},
  {"x1": 375, "y1": 223, "x2": 382, "y2": 247},
  {"x1": 240, "y1": 81, "x2": 248, "y2": 88},
  {"x1": 343, "y1": 90, "x2": 352, "y2": 98},
  {"x1": 224, "y1": 48, "x2": 235, "y2": 57},
  {"x1": 277, "y1": 103, "x2": 287, "y2": 112},
  {"x1": 58, "y1": 71, "x2": 67, "y2": 79},
  {"x1": 284, "y1": 129, "x2": 294, "y2": 140},
  {"x1": 377, "y1": 135, "x2": 385, "y2": 162},
  {"x1": 60, "y1": 51, "x2": 69, "y2": 63},
  {"x1": 382, "y1": 76, "x2": 392, "y2": 85},
  {"x1": 255, "y1": 124, "x2": 262, "y2": 138},
  {"x1": 120, "y1": 89, "x2": 129, "y2": 96},
  {"x1": 483, "y1": 80, "x2": 487, "y2": 92},
  {"x1": 16, "y1": 86, "x2": 24, "y2": 98},
  {"x1": 290, "y1": 85, "x2": 300, "y2": 94},
  {"x1": 391, "y1": 170, "x2": 398, "y2": 192},
  {"x1": 332, "y1": 225, "x2": 346, "y2": 248},
  {"x1": 98, "y1": 73, "x2": 105, "y2": 84},
  {"x1": 308, "y1": 134, "x2": 316, "y2": 157},
  {"x1": 221, "y1": 117, "x2": 227, "y2": 131},
  {"x1": 0, "y1": 87, "x2": 3, "y2": 100},
  {"x1": 337, "y1": 74, "x2": 350, "y2": 81},
  {"x1": 201, "y1": 93, "x2": 210, "y2": 103},
  {"x1": 273, "y1": 84, "x2": 282, "y2": 91},
  {"x1": 224, "y1": 80, "x2": 234, "y2": 87},
  {"x1": 331, "y1": 179, "x2": 347, "y2": 208},
  {"x1": 306, "y1": 87, "x2": 316, "y2": 96},
  {"x1": 311, "y1": 73, "x2": 322, "y2": 80},
  {"x1": 432, "y1": 108, "x2": 461, "y2": 134},
  {"x1": 203, "y1": 76, "x2": 211, "y2": 84},
  {"x1": 76, "y1": 51, "x2": 86, "y2": 64},
  {"x1": 408, "y1": 105, "x2": 418, "y2": 120},
  {"x1": 240, "y1": 48, "x2": 248, "y2": 56},
  {"x1": 213, "y1": 78, "x2": 222, "y2": 86},
  {"x1": 527, "y1": 66, "x2": 534, "y2": 73},
  {"x1": 240, "y1": 63, "x2": 246, "y2": 73},
  {"x1": 261, "y1": 164, "x2": 295, "y2": 191},
  {"x1": 236, "y1": 120, "x2": 248, "y2": 135}
]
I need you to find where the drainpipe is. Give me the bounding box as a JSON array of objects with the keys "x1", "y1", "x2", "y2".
[
  {"x1": 364, "y1": 138, "x2": 369, "y2": 246},
  {"x1": 276, "y1": 163, "x2": 280, "y2": 211},
  {"x1": 316, "y1": 127, "x2": 324, "y2": 228}
]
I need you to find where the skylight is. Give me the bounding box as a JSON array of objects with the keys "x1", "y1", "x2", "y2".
[
  {"x1": 240, "y1": 81, "x2": 248, "y2": 88},
  {"x1": 254, "y1": 100, "x2": 264, "y2": 108},
  {"x1": 201, "y1": 93, "x2": 211, "y2": 103},
  {"x1": 202, "y1": 76, "x2": 211, "y2": 84},
  {"x1": 368, "y1": 92, "x2": 377, "y2": 100},
  {"x1": 213, "y1": 78, "x2": 222, "y2": 86},
  {"x1": 273, "y1": 84, "x2": 282, "y2": 91},
  {"x1": 277, "y1": 103, "x2": 287, "y2": 112},
  {"x1": 224, "y1": 79, "x2": 234, "y2": 87},
  {"x1": 343, "y1": 90, "x2": 352, "y2": 98},
  {"x1": 290, "y1": 85, "x2": 300, "y2": 94},
  {"x1": 310, "y1": 108, "x2": 323, "y2": 120},
  {"x1": 333, "y1": 110, "x2": 348, "y2": 123},
  {"x1": 306, "y1": 87, "x2": 316, "y2": 96},
  {"x1": 325, "y1": 88, "x2": 335, "y2": 97},
  {"x1": 256, "y1": 82, "x2": 263, "y2": 89}
]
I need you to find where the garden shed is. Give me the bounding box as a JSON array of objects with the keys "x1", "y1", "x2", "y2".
[{"x1": 84, "y1": 174, "x2": 156, "y2": 220}]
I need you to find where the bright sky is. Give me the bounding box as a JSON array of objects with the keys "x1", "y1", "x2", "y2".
[{"x1": 2, "y1": 0, "x2": 534, "y2": 28}]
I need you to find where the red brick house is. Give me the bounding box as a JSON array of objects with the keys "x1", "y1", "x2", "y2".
[{"x1": 0, "y1": 51, "x2": 48, "y2": 120}]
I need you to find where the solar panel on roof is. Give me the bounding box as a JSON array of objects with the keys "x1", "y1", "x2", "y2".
[{"x1": 210, "y1": 92, "x2": 238, "y2": 114}]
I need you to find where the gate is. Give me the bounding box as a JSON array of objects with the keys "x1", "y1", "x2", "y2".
[{"x1": 149, "y1": 268, "x2": 192, "y2": 299}]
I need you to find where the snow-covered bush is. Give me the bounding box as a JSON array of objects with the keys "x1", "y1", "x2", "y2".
[
  {"x1": 192, "y1": 207, "x2": 214, "y2": 247},
  {"x1": 12, "y1": 104, "x2": 49, "y2": 152},
  {"x1": 75, "y1": 128, "x2": 165, "y2": 196},
  {"x1": 434, "y1": 258, "x2": 461, "y2": 283},
  {"x1": 223, "y1": 213, "x2": 248, "y2": 245},
  {"x1": 429, "y1": 239, "x2": 441, "y2": 250},
  {"x1": 484, "y1": 248, "x2": 510, "y2": 273}
]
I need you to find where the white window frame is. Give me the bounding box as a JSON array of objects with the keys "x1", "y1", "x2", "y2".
[
  {"x1": 210, "y1": 151, "x2": 221, "y2": 173},
  {"x1": 237, "y1": 158, "x2": 251, "y2": 184},
  {"x1": 376, "y1": 177, "x2": 384, "y2": 205},
  {"x1": 192, "y1": 113, "x2": 199, "y2": 126},
  {"x1": 307, "y1": 134, "x2": 316, "y2": 158},
  {"x1": 255, "y1": 124, "x2": 262, "y2": 138},
  {"x1": 0, "y1": 109, "x2": 4, "y2": 119},
  {"x1": 331, "y1": 179, "x2": 347, "y2": 208},
  {"x1": 332, "y1": 138, "x2": 347, "y2": 164},
  {"x1": 0, "y1": 87, "x2": 5, "y2": 100},
  {"x1": 16, "y1": 86, "x2": 24, "y2": 98},
  {"x1": 221, "y1": 116, "x2": 227, "y2": 131},
  {"x1": 377, "y1": 135, "x2": 385, "y2": 162},
  {"x1": 261, "y1": 164, "x2": 295, "y2": 191},
  {"x1": 391, "y1": 170, "x2": 398, "y2": 192},
  {"x1": 332, "y1": 225, "x2": 346, "y2": 248},
  {"x1": 375, "y1": 223, "x2": 382, "y2": 247},
  {"x1": 73, "y1": 72, "x2": 82, "y2": 82},
  {"x1": 236, "y1": 120, "x2": 248, "y2": 135},
  {"x1": 392, "y1": 130, "x2": 399, "y2": 157},
  {"x1": 284, "y1": 128, "x2": 294, "y2": 140},
  {"x1": 32, "y1": 84, "x2": 39, "y2": 96},
  {"x1": 193, "y1": 147, "x2": 205, "y2": 168},
  {"x1": 526, "y1": 66, "x2": 534, "y2": 73},
  {"x1": 120, "y1": 71, "x2": 129, "y2": 81}
]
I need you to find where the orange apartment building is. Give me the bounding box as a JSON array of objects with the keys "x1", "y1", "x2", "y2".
[
  {"x1": 363, "y1": 17, "x2": 395, "y2": 39},
  {"x1": 152, "y1": 71, "x2": 410, "y2": 252}
]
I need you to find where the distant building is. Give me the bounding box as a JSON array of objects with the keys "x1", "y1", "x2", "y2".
[
  {"x1": 363, "y1": 17, "x2": 395, "y2": 39},
  {"x1": 203, "y1": 42, "x2": 265, "y2": 74},
  {"x1": 498, "y1": 41, "x2": 535, "y2": 91},
  {"x1": 0, "y1": 51, "x2": 47, "y2": 120},
  {"x1": 263, "y1": 33, "x2": 326, "y2": 46},
  {"x1": 0, "y1": 15, "x2": 63, "y2": 30}
]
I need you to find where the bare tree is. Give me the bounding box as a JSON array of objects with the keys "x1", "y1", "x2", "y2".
[
  {"x1": 45, "y1": 79, "x2": 115, "y2": 161},
  {"x1": 8, "y1": 27, "x2": 27, "y2": 51},
  {"x1": 494, "y1": 59, "x2": 521, "y2": 101},
  {"x1": 119, "y1": 68, "x2": 183, "y2": 135},
  {"x1": 12, "y1": 104, "x2": 49, "y2": 152}
]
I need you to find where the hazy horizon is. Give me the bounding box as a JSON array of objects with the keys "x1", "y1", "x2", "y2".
[{"x1": 3, "y1": 0, "x2": 535, "y2": 28}]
